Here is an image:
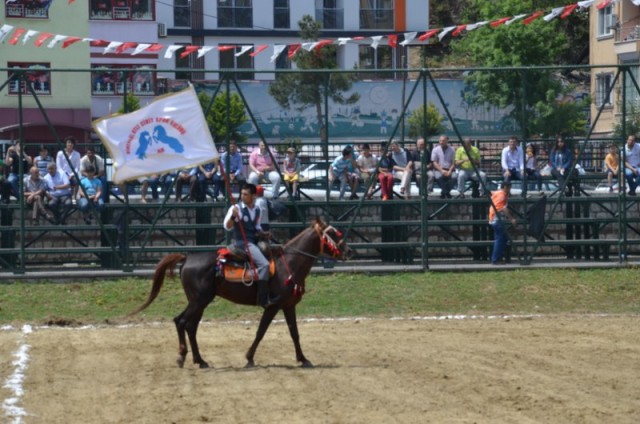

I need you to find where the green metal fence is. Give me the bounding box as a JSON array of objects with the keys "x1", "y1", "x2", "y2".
[{"x1": 0, "y1": 65, "x2": 638, "y2": 274}]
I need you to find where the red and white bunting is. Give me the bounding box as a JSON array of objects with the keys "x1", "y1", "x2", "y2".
[
  {"x1": 250, "y1": 44, "x2": 268, "y2": 57},
  {"x1": 270, "y1": 45, "x2": 286, "y2": 63},
  {"x1": 197, "y1": 45, "x2": 215, "y2": 58}
]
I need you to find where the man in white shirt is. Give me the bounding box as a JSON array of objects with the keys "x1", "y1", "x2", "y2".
[
  {"x1": 56, "y1": 136, "x2": 82, "y2": 201},
  {"x1": 223, "y1": 183, "x2": 279, "y2": 307},
  {"x1": 501, "y1": 136, "x2": 524, "y2": 182},
  {"x1": 43, "y1": 162, "x2": 72, "y2": 224},
  {"x1": 624, "y1": 134, "x2": 640, "y2": 196},
  {"x1": 431, "y1": 135, "x2": 456, "y2": 199}
]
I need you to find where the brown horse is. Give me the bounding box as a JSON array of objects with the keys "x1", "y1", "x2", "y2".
[{"x1": 130, "y1": 218, "x2": 353, "y2": 369}]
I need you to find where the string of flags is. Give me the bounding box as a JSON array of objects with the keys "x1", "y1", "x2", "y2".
[{"x1": 0, "y1": 0, "x2": 620, "y2": 63}]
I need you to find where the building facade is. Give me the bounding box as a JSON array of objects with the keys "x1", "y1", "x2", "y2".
[{"x1": 590, "y1": 0, "x2": 640, "y2": 136}]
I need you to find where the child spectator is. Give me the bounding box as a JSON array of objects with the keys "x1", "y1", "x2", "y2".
[
  {"x1": 282, "y1": 147, "x2": 300, "y2": 200},
  {"x1": 605, "y1": 144, "x2": 619, "y2": 192}
]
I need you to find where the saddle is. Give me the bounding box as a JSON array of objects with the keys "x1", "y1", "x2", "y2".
[{"x1": 216, "y1": 247, "x2": 276, "y2": 284}]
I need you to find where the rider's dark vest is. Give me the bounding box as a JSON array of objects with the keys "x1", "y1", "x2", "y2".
[{"x1": 233, "y1": 204, "x2": 260, "y2": 244}]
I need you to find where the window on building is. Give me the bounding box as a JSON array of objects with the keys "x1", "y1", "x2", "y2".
[
  {"x1": 7, "y1": 63, "x2": 51, "y2": 95},
  {"x1": 90, "y1": 0, "x2": 154, "y2": 21},
  {"x1": 92, "y1": 65, "x2": 156, "y2": 96},
  {"x1": 597, "y1": 5, "x2": 613, "y2": 37},
  {"x1": 624, "y1": 65, "x2": 640, "y2": 107},
  {"x1": 358, "y1": 46, "x2": 395, "y2": 79},
  {"x1": 316, "y1": 0, "x2": 343, "y2": 29},
  {"x1": 218, "y1": 0, "x2": 252, "y2": 28},
  {"x1": 596, "y1": 73, "x2": 613, "y2": 108},
  {"x1": 174, "y1": 0, "x2": 191, "y2": 27},
  {"x1": 5, "y1": 0, "x2": 49, "y2": 18},
  {"x1": 274, "y1": 0, "x2": 289, "y2": 29},
  {"x1": 175, "y1": 49, "x2": 191, "y2": 80},
  {"x1": 220, "y1": 45, "x2": 254, "y2": 80},
  {"x1": 360, "y1": 0, "x2": 394, "y2": 30}
]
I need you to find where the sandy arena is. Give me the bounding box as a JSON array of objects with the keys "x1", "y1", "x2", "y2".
[{"x1": 1, "y1": 315, "x2": 639, "y2": 423}]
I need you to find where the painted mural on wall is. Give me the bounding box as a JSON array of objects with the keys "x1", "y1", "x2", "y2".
[{"x1": 171, "y1": 79, "x2": 518, "y2": 140}]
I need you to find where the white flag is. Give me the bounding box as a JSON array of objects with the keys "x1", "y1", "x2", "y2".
[
  {"x1": 578, "y1": 0, "x2": 595, "y2": 8},
  {"x1": 197, "y1": 46, "x2": 215, "y2": 58},
  {"x1": 270, "y1": 44, "x2": 286, "y2": 62},
  {"x1": 438, "y1": 26, "x2": 456, "y2": 42},
  {"x1": 400, "y1": 32, "x2": 417, "y2": 46},
  {"x1": 164, "y1": 45, "x2": 182, "y2": 59},
  {"x1": 337, "y1": 37, "x2": 352, "y2": 46},
  {"x1": 0, "y1": 24, "x2": 15, "y2": 44},
  {"x1": 93, "y1": 86, "x2": 218, "y2": 183},
  {"x1": 103, "y1": 41, "x2": 123, "y2": 54},
  {"x1": 370, "y1": 35, "x2": 383, "y2": 49},
  {"x1": 46, "y1": 34, "x2": 67, "y2": 48},
  {"x1": 132, "y1": 43, "x2": 152, "y2": 56},
  {"x1": 22, "y1": 29, "x2": 38, "y2": 45},
  {"x1": 543, "y1": 7, "x2": 564, "y2": 22},
  {"x1": 506, "y1": 14, "x2": 527, "y2": 25},
  {"x1": 632, "y1": 0, "x2": 640, "y2": 6},
  {"x1": 234, "y1": 45, "x2": 253, "y2": 57}
]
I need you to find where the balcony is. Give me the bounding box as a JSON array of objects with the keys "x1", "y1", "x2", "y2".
[
  {"x1": 315, "y1": 8, "x2": 344, "y2": 30},
  {"x1": 614, "y1": 19, "x2": 640, "y2": 59}
]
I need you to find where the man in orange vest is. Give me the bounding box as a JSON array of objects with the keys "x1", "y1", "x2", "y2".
[{"x1": 489, "y1": 178, "x2": 517, "y2": 265}]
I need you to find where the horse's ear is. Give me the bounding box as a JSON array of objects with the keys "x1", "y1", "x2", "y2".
[{"x1": 314, "y1": 216, "x2": 327, "y2": 227}]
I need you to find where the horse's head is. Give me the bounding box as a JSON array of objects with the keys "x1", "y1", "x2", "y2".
[{"x1": 313, "y1": 218, "x2": 354, "y2": 261}]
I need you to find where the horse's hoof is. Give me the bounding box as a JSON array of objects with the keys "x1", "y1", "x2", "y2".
[
  {"x1": 245, "y1": 361, "x2": 255, "y2": 369},
  {"x1": 301, "y1": 360, "x2": 314, "y2": 369},
  {"x1": 176, "y1": 356, "x2": 185, "y2": 368},
  {"x1": 199, "y1": 361, "x2": 210, "y2": 369}
]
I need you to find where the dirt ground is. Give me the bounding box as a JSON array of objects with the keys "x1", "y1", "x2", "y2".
[{"x1": 1, "y1": 315, "x2": 639, "y2": 424}]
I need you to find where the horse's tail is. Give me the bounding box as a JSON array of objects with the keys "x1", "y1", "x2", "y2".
[{"x1": 128, "y1": 253, "x2": 186, "y2": 316}]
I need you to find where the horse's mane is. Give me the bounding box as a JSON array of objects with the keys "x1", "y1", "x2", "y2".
[{"x1": 284, "y1": 217, "x2": 326, "y2": 247}]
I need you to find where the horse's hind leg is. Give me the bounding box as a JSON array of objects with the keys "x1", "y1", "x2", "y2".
[
  {"x1": 283, "y1": 306, "x2": 312, "y2": 368},
  {"x1": 185, "y1": 307, "x2": 208, "y2": 368},
  {"x1": 173, "y1": 310, "x2": 189, "y2": 368},
  {"x1": 245, "y1": 306, "x2": 280, "y2": 368}
]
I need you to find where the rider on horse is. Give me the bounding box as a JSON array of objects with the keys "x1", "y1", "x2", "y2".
[{"x1": 223, "y1": 183, "x2": 280, "y2": 308}]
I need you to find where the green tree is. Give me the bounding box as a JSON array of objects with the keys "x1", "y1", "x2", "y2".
[
  {"x1": 614, "y1": 100, "x2": 640, "y2": 139},
  {"x1": 451, "y1": 0, "x2": 589, "y2": 136},
  {"x1": 117, "y1": 93, "x2": 141, "y2": 113},
  {"x1": 407, "y1": 103, "x2": 445, "y2": 138},
  {"x1": 198, "y1": 91, "x2": 247, "y2": 144},
  {"x1": 268, "y1": 15, "x2": 359, "y2": 143}
]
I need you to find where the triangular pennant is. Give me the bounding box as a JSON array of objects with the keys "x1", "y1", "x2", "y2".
[
  {"x1": 179, "y1": 45, "x2": 199, "y2": 59},
  {"x1": 596, "y1": 0, "x2": 613, "y2": 10},
  {"x1": 270, "y1": 44, "x2": 286, "y2": 62},
  {"x1": 370, "y1": 35, "x2": 383, "y2": 49},
  {"x1": 90, "y1": 39, "x2": 110, "y2": 47},
  {"x1": 288, "y1": 43, "x2": 301, "y2": 58},
  {"x1": 8, "y1": 28, "x2": 26, "y2": 45},
  {"x1": 418, "y1": 29, "x2": 440, "y2": 41},
  {"x1": 146, "y1": 43, "x2": 165, "y2": 52},
  {"x1": 62, "y1": 36, "x2": 82, "y2": 48},
  {"x1": 578, "y1": 0, "x2": 596, "y2": 8},
  {"x1": 543, "y1": 7, "x2": 565, "y2": 22},
  {"x1": 561, "y1": 4, "x2": 579, "y2": 19},
  {"x1": 399, "y1": 32, "x2": 417, "y2": 46},
  {"x1": 164, "y1": 45, "x2": 182, "y2": 59},
  {"x1": 218, "y1": 45, "x2": 235, "y2": 52},
  {"x1": 0, "y1": 24, "x2": 15, "y2": 44},
  {"x1": 490, "y1": 17, "x2": 511, "y2": 27},
  {"x1": 197, "y1": 45, "x2": 215, "y2": 58},
  {"x1": 22, "y1": 29, "x2": 38, "y2": 45},
  {"x1": 250, "y1": 44, "x2": 268, "y2": 57},
  {"x1": 506, "y1": 14, "x2": 527, "y2": 25},
  {"x1": 235, "y1": 45, "x2": 253, "y2": 57},
  {"x1": 337, "y1": 37, "x2": 352, "y2": 46},
  {"x1": 131, "y1": 43, "x2": 152, "y2": 55},
  {"x1": 467, "y1": 21, "x2": 489, "y2": 31},
  {"x1": 438, "y1": 26, "x2": 456, "y2": 41},
  {"x1": 47, "y1": 34, "x2": 68, "y2": 48},
  {"x1": 301, "y1": 42, "x2": 315, "y2": 51},
  {"x1": 314, "y1": 39, "x2": 333, "y2": 50},
  {"x1": 33, "y1": 32, "x2": 53, "y2": 47},
  {"x1": 387, "y1": 34, "x2": 398, "y2": 48},
  {"x1": 115, "y1": 42, "x2": 137, "y2": 54},
  {"x1": 103, "y1": 41, "x2": 124, "y2": 54},
  {"x1": 523, "y1": 11, "x2": 545, "y2": 25},
  {"x1": 452, "y1": 25, "x2": 467, "y2": 37}
]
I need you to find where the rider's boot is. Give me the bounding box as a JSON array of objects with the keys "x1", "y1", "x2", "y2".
[{"x1": 257, "y1": 280, "x2": 280, "y2": 308}]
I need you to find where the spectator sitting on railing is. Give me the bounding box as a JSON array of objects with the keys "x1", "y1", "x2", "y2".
[
  {"x1": 356, "y1": 143, "x2": 378, "y2": 200},
  {"x1": 432, "y1": 135, "x2": 456, "y2": 199},
  {"x1": 501, "y1": 135, "x2": 524, "y2": 183},
  {"x1": 175, "y1": 167, "x2": 198, "y2": 202},
  {"x1": 624, "y1": 134, "x2": 640, "y2": 196},
  {"x1": 249, "y1": 141, "x2": 281, "y2": 199},
  {"x1": 43, "y1": 162, "x2": 72, "y2": 224},
  {"x1": 5, "y1": 141, "x2": 33, "y2": 202},
  {"x1": 282, "y1": 147, "x2": 300, "y2": 200},
  {"x1": 456, "y1": 137, "x2": 487, "y2": 198},
  {"x1": 412, "y1": 137, "x2": 434, "y2": 194},
  {"x1": 329, "y1": 146, "x2": 360, "y2": 200},
  {"x1": 217, "y1": 140, "x2": 245, "y2": 197},
  {"x1": 605, "y1": 144, "x2": 619, "y2": 193},
  {"x1": 550, "y1": 136, "x2": 574, "y2": 196},
  {"x1": 78, "y1": 165, "x2": 104, "y2": 225},
  {"x1": 23, "y1": 166, "x2": 53, "y2": 225},
  {"x1": 390, "y1": 140, "x2": 413, "y2": 200}
]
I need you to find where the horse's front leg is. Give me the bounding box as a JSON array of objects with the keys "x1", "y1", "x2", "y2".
[
  {"x1": 283, "y1": 306, "x2": 312, "y2": 368},
  {"x1": 245, "y1": 306, "x2": 280, "y2": 368}
]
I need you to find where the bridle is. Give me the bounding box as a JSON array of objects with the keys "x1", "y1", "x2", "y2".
[{"x1": 282, "y1": 223, "x2": 345, "y2": 261}]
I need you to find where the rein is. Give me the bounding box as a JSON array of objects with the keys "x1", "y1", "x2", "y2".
[{"x1": 281, "y1": 224, "x2": 344, "y2": 261}]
